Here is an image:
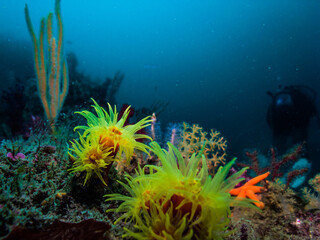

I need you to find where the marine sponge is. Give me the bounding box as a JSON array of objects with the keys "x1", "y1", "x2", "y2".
[
  {"x1": 68, "y1": 99, "x2": 152, "y2": 185},
  {"x1": 105, "y1": 141, "x2": 253, "y2": 239}
]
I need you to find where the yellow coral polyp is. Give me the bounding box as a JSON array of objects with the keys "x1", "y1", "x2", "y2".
[
  {"x1": 105, "y1": 142, "x2": 254, "y2": 239},
  {"x1": 69, "y1": 134, "x2": 113, "y2": 185},
  {"x1": 68, "y1": 99, "x2": 152, "y2": 186},
  {"x1": 74, "y1": 99, "x2": 152, "y2": 162}
]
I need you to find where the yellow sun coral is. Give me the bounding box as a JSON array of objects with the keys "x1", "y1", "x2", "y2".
[
  {"x1": 69, "y1": 133, "x2": 114, "y2": 185},
  {"x1": 105, "y1": 142, "x2": 254, "y2": 239},
  {"x1": 68, "y1": 99, "x2": 152, "y2": 186}
]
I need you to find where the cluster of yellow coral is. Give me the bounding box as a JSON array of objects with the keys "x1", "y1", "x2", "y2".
[
  {"x1": 68, "y1": 99, "x2": 151, "y2": 186},
  {"x1": 68, "y1": 102, "x2": 268, "y2": 239}
]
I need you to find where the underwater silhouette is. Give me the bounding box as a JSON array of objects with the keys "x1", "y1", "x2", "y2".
[{"x1": 267, "y1": 85, "x2": 318, "y2": 155}]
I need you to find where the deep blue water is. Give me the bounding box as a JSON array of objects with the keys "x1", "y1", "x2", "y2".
[{"x1": 1, "y1": 0, "x2": 320, "y2": 175}]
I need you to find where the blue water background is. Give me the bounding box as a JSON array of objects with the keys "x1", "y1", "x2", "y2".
[{"x1": 0, "y1": 0, "x2": 320, "y2": 169}]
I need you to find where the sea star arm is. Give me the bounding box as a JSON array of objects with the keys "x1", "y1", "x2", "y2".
[
  {"x1": 246, "y1": 189, "x2": 265, "y2": 208},
  {"x1": 243, "y1": 172, "x2": 270, "y2": 187}
]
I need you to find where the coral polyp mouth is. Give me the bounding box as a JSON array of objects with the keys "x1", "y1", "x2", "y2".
[{"x1": 87, "y1": 152, "x2": 100, "y2": 164}]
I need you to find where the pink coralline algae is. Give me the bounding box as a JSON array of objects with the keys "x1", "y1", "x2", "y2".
[{"x1": 7, "y1": 152, "x2": 26, "y2": 161}]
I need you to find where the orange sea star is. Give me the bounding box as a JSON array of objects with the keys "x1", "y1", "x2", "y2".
[{"x1": 229, "y1": 171, "x2": 270, "y2": 209}]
